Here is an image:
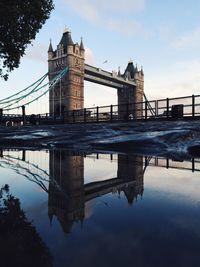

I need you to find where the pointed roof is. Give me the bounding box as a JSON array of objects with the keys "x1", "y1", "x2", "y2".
[
  {"x1": 59, "y1": 29, "x2": 74, "y2": 52},
  {"x1": 124, "y1": 60, "x2": 137, "y2": 79},
  {"x1": 118, "y1": 66, "x2": 121, "y2": 76},
  {"x1": 80, "y1": 37, "x2": 85, "y2": 50},
  {"x1": 141, "y1": 66, "x2": 144, "y2": 75},
  {"x1": 123, "y1": 187, "x2": 135, "y2": 205},
  {"x1": 48, "y1": 208, "x2": 54, "y2": 226},
  {"x1": 48, "y1": 40, "x2": 53, "y2": 52}
]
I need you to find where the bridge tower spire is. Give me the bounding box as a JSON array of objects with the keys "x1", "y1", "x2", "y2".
[
  {"x1": 48, "y1": 28, "x2": 85, "y2": 115},
  {"x1": 117, "y1": 60, "x2": 144, "y2": 119}
]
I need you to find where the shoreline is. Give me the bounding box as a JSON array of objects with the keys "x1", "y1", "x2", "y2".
[{"x1": 0, "y1": 120, "x2": 200, "y2": 158}]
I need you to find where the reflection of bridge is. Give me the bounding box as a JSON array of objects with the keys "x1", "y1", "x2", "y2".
[
  {"x1": 48, "y1": 151, "x2": 144, "y2": 233},
  {"x1": 0, "y1": 149, "x2": 144, "y2": 233},
  {"x1": 48, "y1": 151, "x2": 200, "y2": 233},
  {"x1": 1, "y1": 149, "x2": 200, "y2": 234},
  {"x1": 86, "y1": 154, "x2": 200, "y2": 173},
  {"x1": 0, "y1": 149, "x2": 50, "y2": 192}
]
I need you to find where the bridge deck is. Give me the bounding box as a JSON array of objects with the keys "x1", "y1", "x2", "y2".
[{"x1": 84, "y1": 64, "x2": 136, "y2": 89}]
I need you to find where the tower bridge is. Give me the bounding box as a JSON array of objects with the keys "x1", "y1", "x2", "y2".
[
  {"x1": 48, "y1": 28, "x2": 144, "y2": 118},
  {"x1": 1, "y1": 27, "x2": 199, "y2": 124}
]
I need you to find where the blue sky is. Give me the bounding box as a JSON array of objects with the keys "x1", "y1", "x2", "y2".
[{"x1": 0, "y1": 0, "x2": 200, "y2": 112}]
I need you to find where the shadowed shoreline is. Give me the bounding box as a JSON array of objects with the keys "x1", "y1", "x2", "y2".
[{"x1": 0, "y1": 120, "x2": 200, "y2": 158}]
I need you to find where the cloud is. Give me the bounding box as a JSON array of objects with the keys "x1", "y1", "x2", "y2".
[
  {"x1": 85, "y1": 47, "x2": 95, "y2": 65},
  {"x1": 171, "y1": 27, "x2": 200, "y2": 49},
  {"x1": 145, "y1": 60, "x2": 200, "y2": 99},
  {"x1": 63, "y1": 0, "x2": 145, "y2": 36},
  {"x1": 107, "y1": 19, "x2": 142, "y2": 36},
  {"x1": 25, "y1": 42, "x2": 46, "y2": 64},
  {"x1": 158, "y1": 25, "x2": 174, "y2": 40},
  {"x1": 76, "y1": 2, "x2": 100, "y2": 24}
]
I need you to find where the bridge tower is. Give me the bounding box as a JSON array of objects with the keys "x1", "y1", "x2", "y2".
[
  {"x1": 48, "y1": 150, "x2": 85, "y2": 233},
  {"x1": 48, "y1": 29, "x2": 85, "y2": 115},
  {"x1": 118, "y1": 61, "x2": 144, "y2": 119},
  {"x1": 117, "y1": 155, "x2": 144, "y2": 204}
]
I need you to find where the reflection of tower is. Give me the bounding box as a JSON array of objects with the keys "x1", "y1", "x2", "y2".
[
  {"x1": 117, "y1": 155, "x2": 144, "y2": 204},
  {"x1": 48, "y1": 150, "x2": 84, "y2": 233}
]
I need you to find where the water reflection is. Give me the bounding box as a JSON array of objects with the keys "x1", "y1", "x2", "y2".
[
  {"x1": 49, "y1": 151, "x2": 85, "y2": 233},
  {"x1": 0, "y1": 184, "x2": 53, "y2": 267},
  {"x1": 0, "y1": 148, "x2": 200, "y2": 236},
  {"x1": 48, "y1": 152, "x2": 144, "y2": 233},
  {"x1": 1, "y1": 149, "x2": 200, "y2": 266}
]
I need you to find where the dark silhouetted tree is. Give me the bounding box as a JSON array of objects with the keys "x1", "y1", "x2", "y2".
[
  {"x1": 0, "y1": 184, "x2": 53, "y2": 267},
  {"x1": 0, "y1": 1, "x2": 54, "y2": 80}
]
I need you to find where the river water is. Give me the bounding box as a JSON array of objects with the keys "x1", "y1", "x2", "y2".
[{"x1": 0, "y1": 149, "x2": 200, "y2": 267}]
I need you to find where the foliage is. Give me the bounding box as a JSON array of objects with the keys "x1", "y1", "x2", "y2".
[
  {"x1": 0, "y1": 184, "x2": 53, "y2": 267},
  {"x1": 0, "y1": 0, "x2": 54, "y2": 80}
]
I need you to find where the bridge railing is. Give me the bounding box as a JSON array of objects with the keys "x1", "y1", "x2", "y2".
[
  {"x1": 1, "y1": 94, "x2": 200, "y2": 125},
  {"x1": 59, "y1": 94, "x2": 200, "y2": 123}
]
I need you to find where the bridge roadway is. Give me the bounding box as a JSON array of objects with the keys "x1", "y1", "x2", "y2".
[
  {"x1": 49, "y1": 63, "x2": 136, "y2": 89},
  {"x1": 84, "y1": 64, "x2": 136, "y2": 89},
  {"x1": 84, "y1": 177, "x2": 141, "y2": 202}
]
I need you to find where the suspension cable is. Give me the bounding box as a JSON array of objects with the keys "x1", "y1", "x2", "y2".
[
  {"x1": 0, "y1": 73, "x2": 48, "y2": 103},
  {"x1": 0, "y1": 73, "x2": 48, "y2": 106},
  {"x1": 4, "y1": 68, "x2": 68, "y2": 111}
]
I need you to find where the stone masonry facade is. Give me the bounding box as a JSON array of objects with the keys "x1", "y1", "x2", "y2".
[{"x1": 48, "y1": 29, "x2": 84, "y2": 115}]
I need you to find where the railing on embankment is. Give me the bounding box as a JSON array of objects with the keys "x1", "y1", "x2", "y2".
[
  {"x1": 39, "y1": 94, "x2": 200, "y2": 124},
  {"x1": 1, "y1": 94, "x2": 200, "y2": 125}
]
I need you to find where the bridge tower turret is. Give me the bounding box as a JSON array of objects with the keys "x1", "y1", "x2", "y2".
[
  {"x1": 118, "y1": 60, "x2": 144, "y2": 119},
  {"x1": 48, "y1": 40, "x2": 54, "y2": 74},
  {"x1": 48, "y1": 28, "x2": 85, "y2": 115},
  {"x1": 133, "y1": 66, "x2": 144, "y2": 118}
]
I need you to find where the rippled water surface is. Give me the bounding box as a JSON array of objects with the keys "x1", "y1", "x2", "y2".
[{"x1": 1, "y1": 149, "x2": 200, "y2": 267}]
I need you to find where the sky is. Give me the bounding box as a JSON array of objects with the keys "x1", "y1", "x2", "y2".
[{"x1": 0, "y1": 0, "x2": 200, "y2": 113}]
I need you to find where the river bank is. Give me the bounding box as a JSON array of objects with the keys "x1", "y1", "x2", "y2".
[{"x1": 0, "y1": 120, "x2": 200, "y2": 158}]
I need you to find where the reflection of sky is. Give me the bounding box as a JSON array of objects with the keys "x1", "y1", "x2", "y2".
[
  {"x1": 0, "y1": 167, "x2": 47, "y2": 204},
  {"x1": 145, "y1": 166, "x2": 200, "y2": 205},
  {"x1": 84, "y1": 155, "x2": 117, "y2": 184},
  {"x1": 1, "y1": 151, "x2": 200, "y2": 266}
]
